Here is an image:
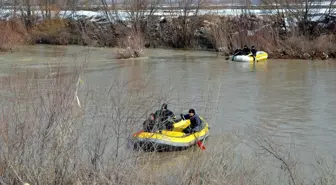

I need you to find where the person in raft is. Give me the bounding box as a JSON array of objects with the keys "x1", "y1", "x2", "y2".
[
  {"x1": 154, "y1": 103, "x2": 176, "y2": 130},
  {"x1": 243, "y1": 45, "x2": 251, "y2": 55},
  {"x1": 233, "y1": 45, "x2": 251, "y2": 57},
  {"x1": 143, "y1": 113, "x2": 156, "y2": 132},
  {"x1": 180, "y1": 109, "x2": 203, "y2": 134},
  {"x1": 251, "y1": 45, "x2": 257, "y2": 62}
]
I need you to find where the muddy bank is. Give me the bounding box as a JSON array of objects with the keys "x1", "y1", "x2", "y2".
[{"x1": 1, "y1": 14, "x2": 336, "y2": 60}]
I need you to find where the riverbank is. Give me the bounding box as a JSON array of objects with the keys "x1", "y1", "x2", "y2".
[
  {"x1": 1, "y1": 4, "x2": 336, "y2": 11},
  {"x1": 1, "y1": 14, "x2": 335, "y2": 60}
]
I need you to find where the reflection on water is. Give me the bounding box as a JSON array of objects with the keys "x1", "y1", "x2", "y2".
[
  {"x1": 233, "y1": 60, "x2": 268, "y2": 73},
  {"x1": 1, "y1": 45, "x2": 336, "y2": 176}
]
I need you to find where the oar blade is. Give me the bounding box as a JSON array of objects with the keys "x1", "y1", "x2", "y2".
[{"x1": 197, "y1": 140, "x2": 206, "y2": 150}]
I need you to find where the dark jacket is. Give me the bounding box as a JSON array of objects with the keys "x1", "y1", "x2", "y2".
[
  {"x1": 251, "y1": 48, "x2": 257, "y2": 57},
  {"x1": 183, "y1": 113, "x2": 202, "y2": 131},
  {"x1": 243, "y1": 47, "x2": 251, "y2": 55},
  {"x1": 143, "y1": 119, "x2": 155, "y2": 132},
  {"x1": 233, "y1": 49, "x2": 243, "y2": 56},
  {"x1": 155, "y1": 109, "x2": 175, "y2": 123}
]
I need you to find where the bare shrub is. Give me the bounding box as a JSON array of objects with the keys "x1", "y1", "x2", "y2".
[
  {"x1": 196, "y1": 14, "x2": 335, "y2": 59},
  {"x1": 1, "y1": 48, "x2": 335, "y2": 185},
  {"x1": 204, "y1": 16, "x2": 230, "y2": 53},
  {"x1": 248, "y1": 25, "x2": 281, "y2": 53},
  {"x1": 0, "y1": 19, "x2": 28, "y2": 52},
  {"x1": 162, "y1": 0, "x2": 206, "y2": 48},
  {"x1": 29, "y1": 18, "x2": 71, "y2": 45},
  {"x1": 115, "y1": 28, "x2": 145, "y2": 59},
  {"x1": 277, "y1": 34, "x2": 335, "y2": 59},
  {"x1": 239, "y1": 121, "x2": 336, "y2": 185},
  {"x1": 136, "y1": 133, "x2": 272, "y2": 185},
  {"x1": 242, "y1": 123, "x2": 310, "y2": 185},
  {"x1": 314, "y1": 34, "x2": 335, "y2": 54},
  {"x1": 0, "y1": 57, "x2": 181, "y2": 184},
  {"x1": 198, "y1": 15, "x2": 281, "y2": 53},
  {"x1": 0, "y1": 61, "x2": 86, "y2": 184},
  {"x1": 312, "y1": 155, "x2": 336, "y2": 185}
]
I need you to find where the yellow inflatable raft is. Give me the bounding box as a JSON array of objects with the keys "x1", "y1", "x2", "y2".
[
  {"x1": 232, "y1": 51, "x2": 268, "y2": 63},
  {"x1": 131, "y1": 117, "x2": 210, "y2": 152}
]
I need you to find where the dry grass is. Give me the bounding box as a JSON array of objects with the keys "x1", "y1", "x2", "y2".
[
  {"x1": 197, "y1": 15, "x2": 281, "y2": 53},
  {"x1": 196, "y1": 14, "x2": 335, "y2": 59},
  {"x1": 0, "y1": 20, "x2": 28, "y2": 52},
  {"x1": 269, "y1": 34, "x2": 336, "y2": 59},
  {"x1": 0, "y1": 60, "x2": 173, "y2": 184},
  {"x1": 0, "y1": 62, "x2": 86, "y2": 184},
  {"x1": 31, "y1": 19, "x2": 69, "y2": 34},
  {"x1": 1, "y1": 13, "x2": 333, "y2": 60},
  {"x1": 115, "y1": 28, "x2": 145, "y2": 59},
  {"x1": 205, "y1": 17, "x2": 230, "y2": 53},
  {"x1": 29, "y1": 18, "x2": 71, "y2": 45}
]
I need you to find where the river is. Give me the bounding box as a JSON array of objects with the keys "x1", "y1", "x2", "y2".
[{"x1": 1, "y1": 44, "x2": 336, "y2": 183}]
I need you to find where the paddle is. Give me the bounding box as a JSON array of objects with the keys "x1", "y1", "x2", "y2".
[
  {"x1": 181, "y1": 114, "x2": 206, "y2": 150},
  {"x1": 197, "y1": 139, "x2": 206, "y2": 150}
]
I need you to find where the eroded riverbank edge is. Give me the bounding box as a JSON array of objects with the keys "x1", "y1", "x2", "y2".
[{"x1": 1, "y1": 13, "x2": 335, "y2": 60}]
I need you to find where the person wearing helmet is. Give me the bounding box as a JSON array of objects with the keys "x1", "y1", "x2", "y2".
[
  {"x1": 143, "y1": 113, "x2": 156, "y2": 132},
  {"x1": 154, "y1": 103, "x2": 176, "y2": 130},
  {"x1": 251, "y1": 45, "x2": 257, "y2": 62},
  {"x1": 243, "y1": 45, "x2": 251, "y2": 55},
  {"x1": 233, "y1": 47, "x2": 243, "y2": 57},
  {"x1": 180, "y1": 109, "x2": 202, "y2": 134}
]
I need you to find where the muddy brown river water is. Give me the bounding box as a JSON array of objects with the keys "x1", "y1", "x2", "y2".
[{"x1": 1, "y1": 45, "x2": 336, "y2": 182}]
